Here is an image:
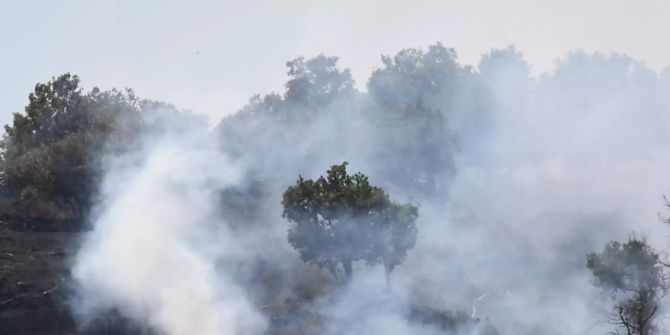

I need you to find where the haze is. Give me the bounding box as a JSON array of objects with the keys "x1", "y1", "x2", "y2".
[{"x1": 1, "y1": 0, "x2": 669, "y2": 125}]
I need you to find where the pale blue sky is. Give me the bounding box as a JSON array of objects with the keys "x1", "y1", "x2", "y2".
[{"x1": 2, "y1": 0, "x2": 669, "y2": 126}]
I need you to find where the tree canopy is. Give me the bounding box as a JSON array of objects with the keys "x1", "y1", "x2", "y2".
[
  {"x1": 587, "y1": 238, "x2": 666, "y2": 335},
  {"x1": 282, "y1": 162, "x2": 418, "y2": 282},
  {"x1": 0, "y1": 73, "x2": 193, "y2": 226}
]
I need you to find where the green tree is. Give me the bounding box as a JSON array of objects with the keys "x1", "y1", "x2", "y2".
[
  {"x1": 282, "y1": 162, "x2": 418, "y2": 283},
  {"x1": 0, "y1": 74, "x2": 136, "y2": 220},
  {"x1": 0, "y1": 73, "x2": 189, "y2": 226},
  {"x1": 285, "y1": 55, "x2": 355, "y2": 108},
  {"x1": 586, "y1": 238, "x2": 665, "y2": 335}
]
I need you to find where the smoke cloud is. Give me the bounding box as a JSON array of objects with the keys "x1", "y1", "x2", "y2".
[
  {"x1": 72, "y1": 127, "x2": 267, "y2": 335},
  {"x1": 70, "y1": 45, "x2": 670, "y2": 335}
]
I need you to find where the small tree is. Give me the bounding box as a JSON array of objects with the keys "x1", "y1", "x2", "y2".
[
  {"x1": 586, "y1": 237, "x2": 666, "y2": 335},
  {"x1": 282, "y1": 162, "x2": 418, "y2": 283}
]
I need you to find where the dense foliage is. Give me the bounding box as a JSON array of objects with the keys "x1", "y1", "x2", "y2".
[
  {"x1": 0, "y1": 74, "x2": 190, "y2": 226},
  {"x1": 587, "y1": 238, "x2": 666, "y2": 335},
  {"x1": 282, "y1": 162, "x2": 418, "y2": 281}
]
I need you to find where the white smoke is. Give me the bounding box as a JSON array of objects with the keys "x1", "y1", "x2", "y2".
[
  {"x1": 71, "y1": 128, "x2": 267, "y2": 335},
  {"x1": 403, "y1": 49, "x2": 670, "y2": 334}
]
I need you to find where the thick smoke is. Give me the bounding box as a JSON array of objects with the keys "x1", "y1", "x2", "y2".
[
  {"x1": 408, "y1": 49, "x2": 670, "y2": 334},
  {"x1": 71, "y1": 125, "x2": 267, "y2": 334},
  {"x1": 71, "y1": 45, "x2": 670, "y2": 335}
]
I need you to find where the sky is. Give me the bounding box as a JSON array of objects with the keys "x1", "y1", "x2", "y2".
[{"x1": 1, "y1": 0, "x2": 669, "y2": 126}]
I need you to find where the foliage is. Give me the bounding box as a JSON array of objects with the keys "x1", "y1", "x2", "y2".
[
  {"x1": 0, "y1": 73, "x2": 187, "y2": 225},
  {"x1": 368, "y1": 44, "x2": 464, "y2": 109},
  {"x1": 367, "y1": 43, "x2": 488, "y2": 151},
  {"x1": 587, "y1": 238, "x2": 665, "y2": 335},
  {"x1": 282, "y1": 162, "x2": 418, "y2": 281},
  {"x1": 217, "y1": 47, "x2": 464, "y2": 203},
  {"x1": 285, "y1": 55, "x2": 355, "y2": 108}
]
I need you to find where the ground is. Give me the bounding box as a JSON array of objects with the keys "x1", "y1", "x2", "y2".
[
  {"x1": 0, "y1": 221, "x2": 496, "y2": 334},
  {"x1": 0, "y1": 221, "x2": 79, "y2": 334}
]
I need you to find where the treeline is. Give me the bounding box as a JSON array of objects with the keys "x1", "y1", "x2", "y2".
[
  {"x1": 2, "y1": 44, "x2": 670, "y2": 333},
  {"x1": 0, "y1": 74, "x2": 201, "y2": 230},
  {"x1": 0, "y1": 44, "x2": 478, "y2": 228},
  {"x1": 4, "y1": 44, "x2": 669, "y2": 230}
]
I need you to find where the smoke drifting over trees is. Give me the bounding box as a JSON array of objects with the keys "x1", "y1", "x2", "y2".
[
  {"x1": 0, "y1": 74, "x2": 202, "y2": 228},
  {"x1": 2, "y1": 43, "x2": 670, "y2": 335}
]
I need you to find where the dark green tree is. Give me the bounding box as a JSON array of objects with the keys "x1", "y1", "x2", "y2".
[
  {"x1": 282, "y1": 162, "x2": 418, "y2": 283},
  {"x1": 587, "y1": 238, "x2": 665, "y2": 335},
  {"x1": 0, "y1": 74, "x2": 137, "y2": 220},
  {"x1": 0, "y1": 73, "x2": 190, "y2": 226}
]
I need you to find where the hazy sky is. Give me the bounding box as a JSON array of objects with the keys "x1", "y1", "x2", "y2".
[{"x1": 2, "y1": 0, "x2": 669, "y2": 126}]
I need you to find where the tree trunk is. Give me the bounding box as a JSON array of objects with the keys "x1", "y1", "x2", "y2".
[{"x1": 343, "y1": 260, "x2": 352, "y2": 282}]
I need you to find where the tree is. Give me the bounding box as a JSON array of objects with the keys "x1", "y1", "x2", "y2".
[
  {"x1": 216, "y1": 49, "x2": 466, "y2": 204},
  {"x1": 366, "y1": 99, "x2": 456, "y2": 198},
  {"x1": 214, "y1": 55, "x2": 360, "y2": 229},
  {"x1": 586, "y1": 238, "x2": 666, "y2": 335},
  {"x1": 281, "y1": 162, "x2": 418, "y2": 283},
  {"x1": 367, "y1": 43, "x2": 489, "y2": 147},
  {"x1": 0, "y1": 74, "x2": 135, "y2": 221},
  {"x1": 478, "y1": 46, "x2": 532, "y2": 108},
  {"x1": 285, "y1": 55, "x2": 355, "y2": 109},
  {"x1": 366, "y1": 43, "x2": 486, "y2": 198},
  {"x1": 368, "y1": 43, "x2": 465, "y2": 111},
  {"x1": 0, "y1": 73, "x2": 192, "y2": 226}
]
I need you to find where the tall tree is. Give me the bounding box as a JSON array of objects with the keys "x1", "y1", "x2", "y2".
[
  {"x1": 367, "y1": 43, "x2": 488, "y2": 142},
  {"x1": 282, "y1": 162, "x2": 418, "y2": 283},
  {"x1": 366, "y1": 99, "x2": 456, "y2": 198},
  {"x1": 366, "y1": 43, "x2": 484, "y2": 198}
]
